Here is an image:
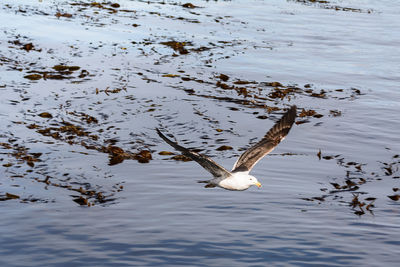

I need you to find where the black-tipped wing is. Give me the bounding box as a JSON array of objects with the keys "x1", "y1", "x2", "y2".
[
  {"x1": 156, "y1": 128, "x2": 232, "y2": 178},
  {"x1": 232, "y1": 105, "x2": 297, "y2": 173}
]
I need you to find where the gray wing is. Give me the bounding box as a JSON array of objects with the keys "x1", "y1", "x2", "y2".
[
  {"x1": 232, "y1": 105, "x2": 297, "y2": 173},
  {"x1": 156, "y1": 128, "x2": 232, "y2": 178}
]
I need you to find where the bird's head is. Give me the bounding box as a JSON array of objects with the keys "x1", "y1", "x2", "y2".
[{"x1": 248, "y1": 175, "x2": 262, "y2": 188}]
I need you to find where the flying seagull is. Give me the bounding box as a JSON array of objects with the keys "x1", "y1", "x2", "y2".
[{"x1": 156, "y1": 105, "x2": 297, "y2": 191}]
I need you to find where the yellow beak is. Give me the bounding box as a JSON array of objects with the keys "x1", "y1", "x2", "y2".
[{"x1": 255, "y1": 182, "x2": 262, "y2": 188}]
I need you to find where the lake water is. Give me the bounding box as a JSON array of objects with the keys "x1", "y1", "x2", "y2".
[{"x1": 1, "y1": 0, "x2": 399, "y2": 266}]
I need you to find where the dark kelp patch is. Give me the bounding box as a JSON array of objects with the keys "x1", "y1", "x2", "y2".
[
  {"x1": 160, "y1": 41, "x2": 191, "y2": 55},
  {"x1": 170, "y1": 155, "x2": 192, "y2": 162},
  {"x1": 182, "y1": 3, "x2": 198, "y2": 9},
  {"x1": 25, "y1": 112, "x2": 152, "y2": 166},
  {"x1": 9, "y1": 39, "x2": 42, "y2": 52},
  {"x1": 158, "y1": 151, "x2": 175, "y2": 156},
  {"x1": 388, "y1": 195, "x2": 400, "y2": 201},
  {"x1": 0, "y1": 140, "x2": 115, "y2": 205},
  {"x1": 216, "y1": 145, "x2": 233, "y2": 151},
  {"x1": 55, "y1": 12, "x2": 73, "y2": 18},
  {"x1": 24, "y1": 64, "x2": 89, "y2": 81},
  {"x1": 0, "y1": 192, "x2": 20, "y2": 201},
  {"x1": 0, "y1": 142, "x2": 41, "y2": 168}
]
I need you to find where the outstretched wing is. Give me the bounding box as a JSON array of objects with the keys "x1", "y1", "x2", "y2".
[
  {"x1": 156, "y1": 128, "x2": 232, "y2": 178},
  {"x1": 232, "y1": 105, "x2": 297, "y2": 173}
]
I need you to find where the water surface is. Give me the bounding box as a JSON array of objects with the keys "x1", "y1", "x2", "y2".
[{"x1": 1, "y1": 0, "x2": 399, "y2": 266}]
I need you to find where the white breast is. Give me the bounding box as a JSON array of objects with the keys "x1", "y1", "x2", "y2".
[{"x1": 217, "y1": 172, "x2": 252, "y2": 191}]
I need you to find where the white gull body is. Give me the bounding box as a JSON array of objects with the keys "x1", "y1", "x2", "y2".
[{"x1": 213, "y1": 172, "x2": 260, "y2": 191}]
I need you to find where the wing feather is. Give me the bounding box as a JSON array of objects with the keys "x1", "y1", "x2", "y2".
[
  {"x1": 156, "y1": 128, "x2": 232, "y2": 178},
  {"x1": 232, "y1": 105, "x2": 297, "y2": 173}
]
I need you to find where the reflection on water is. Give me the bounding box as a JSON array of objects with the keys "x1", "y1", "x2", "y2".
[{"x1": 1, "y1": 0, "x2": 400, "y2": 266}]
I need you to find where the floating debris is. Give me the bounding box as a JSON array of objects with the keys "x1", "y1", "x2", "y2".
[
  {"x1": 182, "y1": 3, "x2": 198, "y2": 9},
  {"x1": 217, "y1": 74, "x2": 229, "y2": 82},
  {"x1": 0, "y1": 142, "x2": 41, "y2": 168},
  {"x1": 159, "y1": 151, "x2": 175, "y2": 155},
  {"x1": 9, "y1": 39, "x2": 41, "y2": 52},
  {"x1": 330, "y1": 110, "x2": 342, "y2": 117},
  {"x1": 388, "y1": 195, "x2": 400, "y2": 201},
  {"x1": 110, "y1": 3, "x2": 120, "y2": 8},
  {"x1": 135, "y1": 150, "x2": 152, "y2": 163},
  {"x1": 256, "y1": 115, "x2": 268, "y2": 120},
  {"x1": 161, "y1": 41, "x2": 190, "y2": 55},
  {"x1": 73, "y1": 196, "x2": 89, "y2": 206},
  {"x1": 216, "y1": 145, "x2": 233, "y2": 151},
  {"x1": 38, "y1": 112, "x2": 53, "y2": 118},
  {"x1": 170, "y1": 155, "x2": 192, "y2": 161},
  {"x1": 162, "y1": 74, "x2": 180, "y2": 78},
  {"x1": 24, "y1": 74, "x2": 42, "y2": 80},
  {"x1": 298, "y1": 109, "x2": 323, "y2": 118},
  {"x1": 0, "y1": 193, "x2": 20, "y2": 201},
  {"x1": 52, "y1": 65, "x2": 80, "y2": 72},
  {"x1": 55, "y1": 12, "x2": 72, "y2": 18}
]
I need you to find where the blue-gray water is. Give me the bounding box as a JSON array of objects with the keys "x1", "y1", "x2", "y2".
[{"x1": 1, "y1": 0, "x2": 399, "y2": 266}]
